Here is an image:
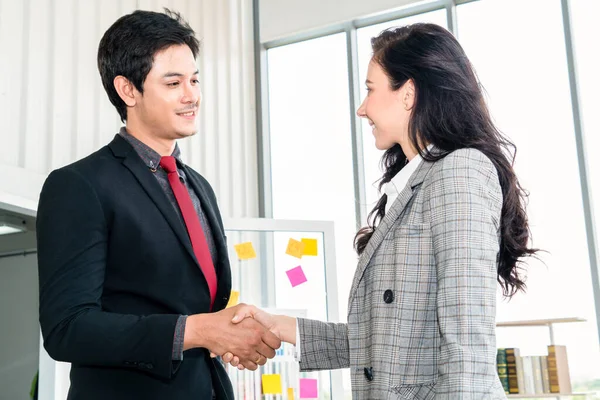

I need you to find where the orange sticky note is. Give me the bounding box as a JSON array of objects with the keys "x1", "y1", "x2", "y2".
[
  {"x1": 234, "y1": 242, "x2": 256, "y2": 260},
  {"x1": 285, "y1": 238, "x2": 305, "y2": 259},
  {"x1": 226, "y1": 290, "x2": 239, "y2": 308},
  {"x1": 262, "y1": 374, "x2": 282, "y2": 394},
  {"x1": 288, "y1": 387, "x2": 295, "y2": 400},
  {"x1": 301, "y1": 238, "x2": 318, "y2": 256}
]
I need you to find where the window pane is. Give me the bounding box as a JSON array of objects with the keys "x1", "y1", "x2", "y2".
[
  {"x1": 571, "y1": 0, "x2": 600, "y2": 310},
  {"x1": 458, "y1": 0, "x2": 599, "y2": 390},
  {"x1": 268, "y1": 35, "x2": 356, "y2": 398},
  {"x1": 268, "y1": 33, "x2": 356, "y2": 318},
  {"x1": 357, "y1": 9, "x2": 448, "y2": 214}
]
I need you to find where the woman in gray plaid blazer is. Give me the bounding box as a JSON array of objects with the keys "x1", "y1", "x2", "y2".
[{"x1": 223, "y1": 23, "x2": 537, "y2": 399}]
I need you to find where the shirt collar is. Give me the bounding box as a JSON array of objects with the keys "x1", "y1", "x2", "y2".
[
  {"x1": 383, "y1": 144, "x2": 433, "y2": 197},
  {"x1": 384, "y1": 155, "x2": 423, "y2": 198},
  {"x1": 118, "y1": 127, "x2": 183, "y2": 170}
]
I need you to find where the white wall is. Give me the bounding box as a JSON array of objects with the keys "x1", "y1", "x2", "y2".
[
  {"x1": 0, "y1": 1, "x2": 258, "y2": 398},
  {"x1": 0, "y1": 253, "x2": 39, "y2": 400},
  {"x1": 259, "y1": 0, "x2": 422, "y2": 42},
  {"x1": 0, "y1": 0, "x2": 258, "y2": 219}
]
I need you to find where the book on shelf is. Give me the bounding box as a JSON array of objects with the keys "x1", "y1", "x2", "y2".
[
  {"x1": 496, "y1": 346, "x2": 572, "y2": 395},
  {"x1": 515, "y1": 354, "x2": 525, "y2": 395},
  {"x1": 497, "y1": 348, "x2": 509, "y2": 394},
  {"x1": 505, "y1": 348, "x2": 520, "y2": 394},
  {"x1": 521, "y1": 356, "x2": 535, "y2": 394},
  {"x1": 531, "y1": 355, "x2": 544, "y2": 394},
  {"x1": 547, "y1": 345, "x2": 572, "y2": 394},
  {"x1": 540, "y1": 355, "x2": 550, "y2": 393}
]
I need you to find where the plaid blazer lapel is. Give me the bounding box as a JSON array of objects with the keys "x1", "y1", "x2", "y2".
[{"x1": 348, "y1": 159, "x2": 436, "y2": 311}]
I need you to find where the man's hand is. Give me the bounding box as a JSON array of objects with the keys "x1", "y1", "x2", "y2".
[
  {"x1": 211, "y1": 305, "x2": 277, "y2": 369},
  {"x1": 212, "y1": 305, "x2": 296, "y2": 370},
  {"x1": 184, "y1": 303, "x2": 281, "y2": 370}
]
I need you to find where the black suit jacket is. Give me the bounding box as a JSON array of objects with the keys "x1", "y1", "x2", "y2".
[{"x1": 37, "y1": 135, "x2": 234, "y2": 399}]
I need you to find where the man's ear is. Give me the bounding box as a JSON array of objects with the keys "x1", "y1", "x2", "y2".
[{"x1": 113, "y1": 76, "x2": 137, "y2": 107}]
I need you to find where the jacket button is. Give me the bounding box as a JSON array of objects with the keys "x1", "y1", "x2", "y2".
[
  {"x1": 383, "y1": 289, "x2": 394, "y2": 304},
  {"x1": 364, "y1": 367, "x2": 373, "y2": 381}
]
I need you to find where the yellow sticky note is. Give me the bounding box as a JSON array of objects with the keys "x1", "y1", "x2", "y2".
[
  {"x1": 301, "y1": 238, "x2": 318, "y2": 256},
  {"x1": 285, "y1": 238, "x2": 305, "y2": 259},
  {"x1": 262, "y1": 374, "x2": 282, "y2": 394},
  {"x1": 234, "y1": 242, "x2": 256, "y2": 260},
  {"x1": 287, "y1": 387, "x2": 295, "y2": 400},
  {"x1": 226, "y1": 290, "x2": 239, "y2": 308}
]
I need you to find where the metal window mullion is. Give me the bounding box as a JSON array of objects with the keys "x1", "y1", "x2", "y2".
[
  {"x1": 445, "y1": 0, "x2": 459, "y2": 36},
  {"x1": 561, "y1": 0, "x2": 600, "y2": 341},
  {"x1": 252, "y1": 0, "x2": 276, "y2": 310},
  {"x1": 346, "y1": 25, "x2": 368, "y2": 229},
  {"x1": 264, "y1": 0, "x2": 451, "y2": 50},
  {"x1": 353, "y1": 1, "x2": 447, "y2": 30},
  {"x1": 253, "y1": 0, "x2": 273, "y2": 219}
]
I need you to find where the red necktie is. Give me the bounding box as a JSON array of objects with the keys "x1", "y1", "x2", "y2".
[{"x1": 160, "y1": 156, "x2": 217, "y2": 309}]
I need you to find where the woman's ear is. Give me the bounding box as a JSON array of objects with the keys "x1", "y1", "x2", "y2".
[
  {"x1": 403, "y1": 79, "x2": 415, "y2": 111},
  {"x1": 113, "y1": 76, "x2": 137, "y2": 107}
]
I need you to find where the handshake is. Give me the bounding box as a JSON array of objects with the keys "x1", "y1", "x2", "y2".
[{"x1": 185, "y1": 304, "x2": 296, "y2": 371}]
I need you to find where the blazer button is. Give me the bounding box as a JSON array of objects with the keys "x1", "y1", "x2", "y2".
[
  {"x1": 383, "y1": 289, "x2": 394, "y2": 304},
  {"x1": 364, "y1": 367, "x2": 373, "y2": 381}
]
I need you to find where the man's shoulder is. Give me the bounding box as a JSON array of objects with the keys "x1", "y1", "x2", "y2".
[
  {"x1": 45, "y1": 143, "x2": 120, "y2": 191},
  {"x1": 61, "y1": 145, "x2": 114, "y2": 173}
]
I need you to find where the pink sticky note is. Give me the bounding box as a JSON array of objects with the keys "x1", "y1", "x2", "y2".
[
  {"x1": 299, "y1": 378, "x2": 318, "y2": 398},
  {"x1": 286, "y1": 266, "x2": 307, "y2": 287}
]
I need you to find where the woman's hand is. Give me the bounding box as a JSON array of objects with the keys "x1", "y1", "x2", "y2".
[{"x1": 211, "y1": 305, "x2": 280, "y2": 370}]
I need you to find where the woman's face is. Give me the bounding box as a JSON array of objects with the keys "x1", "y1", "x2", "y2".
[{"x1": 357, "y1": 60, "x2": 414, "y2": 152}]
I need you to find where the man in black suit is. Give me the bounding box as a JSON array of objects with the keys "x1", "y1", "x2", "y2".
[{"x1": 36, "y1": 9, "x2": 280, "y2": 400}]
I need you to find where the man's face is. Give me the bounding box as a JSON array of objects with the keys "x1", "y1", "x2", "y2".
[{"x1": 132, "y1": 44, "x2": 201, "y2": 141}]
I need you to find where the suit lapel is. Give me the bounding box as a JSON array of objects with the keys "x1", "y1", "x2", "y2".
[
  {"x1": 109, "y1": 136, "x2": 198, "y2": 267},
  {"x1": 347, "y1": 159, "x2": 435, "y2": 311},
  {"x1": 183, "y1": 165, "x2": 232, "y2": 311},
  {"x1": 183, "y1": 167, "x2": 224, "y2": 241}
]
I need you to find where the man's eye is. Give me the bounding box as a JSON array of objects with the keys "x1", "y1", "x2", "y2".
[{"x1": 167, "y1": 82, "x2": 179, "y2": 87}]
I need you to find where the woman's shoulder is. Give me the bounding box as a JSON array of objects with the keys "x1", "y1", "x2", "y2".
[
  {"x1": 430, "y1": 147, "x2": 495, "y2": 174},
  {"x1": 437, "y1": 147, "x2": 492, "y2": 167},
  {"x1": 424, "y1": 147, "x2": 499, "y2": 190}
]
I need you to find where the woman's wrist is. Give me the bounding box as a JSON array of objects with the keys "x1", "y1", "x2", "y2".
[{"x1": 274, "y1": 315, "x2": 297, "y2": 345}]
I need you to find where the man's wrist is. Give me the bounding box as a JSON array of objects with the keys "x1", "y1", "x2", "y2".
[{"x1": 183, "y1": 313, "x2": 210, "y2": 351}]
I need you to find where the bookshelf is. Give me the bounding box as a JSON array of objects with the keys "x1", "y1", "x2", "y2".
[
  {"x1": 496, "y1": 317, "x2": 586, "y2": 345},
  {"x1": 496, "y1": 317, "x2": 589, "y2": 400}
]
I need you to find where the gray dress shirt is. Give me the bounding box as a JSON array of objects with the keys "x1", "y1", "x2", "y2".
[{"x1": 119, "y1": 127, "x2": 217, "y2": 361}]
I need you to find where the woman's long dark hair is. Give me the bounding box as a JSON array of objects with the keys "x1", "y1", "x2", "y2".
[{"x1": 354, "y1": 23, "x2": 537, "y2": 298}]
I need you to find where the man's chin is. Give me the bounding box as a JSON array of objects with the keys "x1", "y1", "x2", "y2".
[{"x1": 175, "y1": 129, "x2": 198, "y2": 138}]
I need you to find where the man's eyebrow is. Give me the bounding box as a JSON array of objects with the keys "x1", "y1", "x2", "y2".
[{"x1": 162, "y1": 70, "x2": 199, "y2": 78}]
